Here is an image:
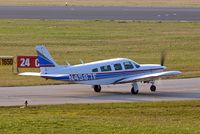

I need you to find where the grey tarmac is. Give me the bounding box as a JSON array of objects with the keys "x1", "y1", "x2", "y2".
[
  {"x1": 0, "y1": 6, "x2": 200, "y2": 21},
  {"x1": 0, "y1": 78, "x2": 200, "y2": 106}
]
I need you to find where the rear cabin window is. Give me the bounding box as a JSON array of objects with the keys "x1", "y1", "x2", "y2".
[
  {"x1": 92, "y1": 68, "x2": 98, "y2": 72},
  {"x1": 123, "y1": 61, "x2": 134, "y2": 69},
  {"x1": 100, "y1": 65, "x2": 112, "y2": 72},
  {"x1": 114, "y1": 63, "x2": 122, "y2": 71}
]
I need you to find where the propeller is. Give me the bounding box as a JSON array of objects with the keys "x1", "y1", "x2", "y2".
[
  {"x1": 160, "y1": 50, "x2": 166, "y2": 66},
  {"x1": 158, "y1": 50, "x2": 167, "y2": 86}
]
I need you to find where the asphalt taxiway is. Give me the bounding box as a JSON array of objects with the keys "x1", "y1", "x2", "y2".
[
  {"x1": 0, "y1": 6, "x2": 200, "y2": 21},
  {"x1": 0, "y1": 6, "x2": 200, "y2": 106},
  {"x1": 0, "y1": 78, "x2": 200, "y2": 106}
]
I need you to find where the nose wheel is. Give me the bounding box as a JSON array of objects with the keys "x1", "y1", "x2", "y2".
[
  {"x1": 150, "y1": 85, "x2": 156, "y2": 92},
  {"x1": 93, "y1": 85, "x2": 101, "y2": 92}
]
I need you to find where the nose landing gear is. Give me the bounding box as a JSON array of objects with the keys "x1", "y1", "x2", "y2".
[
  {"x1": 149, "y1": 80, "x2": 156, "y2": 92},
  {"x1": 150, "y1": 85, "x2": 156, "y2": 92}
]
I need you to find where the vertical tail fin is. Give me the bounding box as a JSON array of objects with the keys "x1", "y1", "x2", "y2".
[{"x1": 36, "y1": 45, "x2": 58, "y2": 74}]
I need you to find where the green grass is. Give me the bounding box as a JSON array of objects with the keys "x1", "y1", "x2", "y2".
[
  {"x1": 0, "y1": 101, "x2": 200, "y2": 133},
  {"x1": 0, "y1": 19, "x2": 200, "y2": 86},
  {"x1": 0, "y1": 0, "x2": 200, "y2": 7}
]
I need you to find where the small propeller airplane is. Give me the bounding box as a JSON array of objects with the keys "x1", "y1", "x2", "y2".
[{"x1": 19, "y1": 45, "x2": 181, "y2": 94}]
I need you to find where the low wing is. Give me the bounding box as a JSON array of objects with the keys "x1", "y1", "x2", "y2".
[
  {"x1": 18, "y1": 72, "x2": 68, "y2": 78},
  {"x1": 115, "y1": 71, "x2": 181, "y2": 84}
]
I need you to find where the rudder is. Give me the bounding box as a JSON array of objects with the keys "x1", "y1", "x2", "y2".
[
  {"x1": 36, "y1": 45, "x2": 57, "y2": 67},
  {"x1": 36, "y1": 45, "x2": 58, "y2": 74}
]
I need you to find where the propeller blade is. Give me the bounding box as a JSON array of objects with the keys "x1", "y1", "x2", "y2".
[{"x1": 160, "y1": 51, "x2": 166, "y2": 66}]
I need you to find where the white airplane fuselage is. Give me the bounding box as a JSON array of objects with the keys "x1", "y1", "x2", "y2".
[{"x1": 45, "y1": 58, "x2": 165, "y2": 85}]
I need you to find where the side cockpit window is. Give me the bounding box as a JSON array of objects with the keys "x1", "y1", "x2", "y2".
[
  {"x1": 92, "y1": 68, "x2": 98, "y2": 72},
  {"x1": 123, "y1": 61, "x2": 134, "y2": 69},
  {"x1": 114, "y1": 63, "x2": 122, "y2": 71},
  {"x1": 100, "y1": 65, "x2": 112, "y2": 72}
]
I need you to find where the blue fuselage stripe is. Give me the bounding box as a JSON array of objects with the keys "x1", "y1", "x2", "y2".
[{"x1": 44, "y1": 68, "x2": 163, "y2": 82}]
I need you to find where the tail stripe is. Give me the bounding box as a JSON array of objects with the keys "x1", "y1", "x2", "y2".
[{"x1": 37, "y1": 50, "x2": 55, "y2": 67}]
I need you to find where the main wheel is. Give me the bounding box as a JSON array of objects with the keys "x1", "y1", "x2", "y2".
[
  {"x1": 131, "y1": 87, "x2": 138, "y2": 94},
  {"x1": 150, "y1": 85, "x2": 156, "y2": 92},
  {"x1": 93, "y1": 85, "x2": 101, "y2": 92}
]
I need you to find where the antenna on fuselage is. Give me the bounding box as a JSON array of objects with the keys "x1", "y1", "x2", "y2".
[
  {"x1": 65, "y1": 60, "x2": 71, "y2": 66},
  {"x1": 80, "y1": 59, "x2": 84, "y2": 64}
]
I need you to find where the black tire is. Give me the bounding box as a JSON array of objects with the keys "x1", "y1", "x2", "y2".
[
  {"x1": 94, "y1": 85, "x2": 101, "y2": 92},
  {"x1": 150, "y1": 85, "x2": 156, "y2": 92},
  {"x1": 131, "y1": 87, "x2": 138, "y2": 94}
]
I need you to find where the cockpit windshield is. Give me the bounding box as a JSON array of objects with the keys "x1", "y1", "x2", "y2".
[{"x1": 132, "y1": 61, "x2": 140, "y2": 68}]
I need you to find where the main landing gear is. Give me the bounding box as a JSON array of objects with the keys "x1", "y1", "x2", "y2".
[
  {"x1": 131, "y1": 83, "x2": 139, "y2": 94},
  {"x1": 131, "y1": 81, "x2": 157, "y2": 95},
  {"x1": 93, "y1": 85, "x2": 101, "y2": 92}
]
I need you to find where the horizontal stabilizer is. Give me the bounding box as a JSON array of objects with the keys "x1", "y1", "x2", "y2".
[
  {"x1": 18, "y1": 72, "x2": 41, "y2": 76},
  {"x1": 18, "y1": 72, "x2": 69, "y2": 78}
]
